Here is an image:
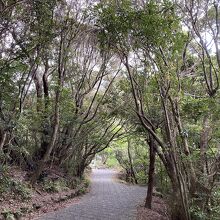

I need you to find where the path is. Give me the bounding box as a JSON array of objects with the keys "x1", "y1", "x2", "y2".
[{"x1": 39, "y1": 169, "x2": 147, "y2": 220}]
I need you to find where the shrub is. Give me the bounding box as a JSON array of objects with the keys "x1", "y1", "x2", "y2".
[
  {"x1": 43, "y1": 178, "x2": 69, "y2": 193},
  {"x1": 0, "y1": 167, "x2": 31, "y2": 200},
  {"x1": 11, "y1": 180, "x2": 32, "y2": 200}
]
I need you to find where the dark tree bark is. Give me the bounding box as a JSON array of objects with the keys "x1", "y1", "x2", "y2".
[
  {"x1": 145, "y1": 135, "x2": 156, "y2": 209},
  {"x1": 33, "y1": 73, "x2": 43, "y2": 112},
  {"x1": 33, "y1": 65, "x2": 50, "y2": 161}
]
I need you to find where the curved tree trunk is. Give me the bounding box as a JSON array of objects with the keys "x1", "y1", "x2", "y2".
[{"x1": 30, "y1": 100, "x2": 59, "y2": 184}]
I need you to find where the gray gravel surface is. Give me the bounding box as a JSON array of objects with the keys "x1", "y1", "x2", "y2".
[{"x1": 38, "y1": 169, "x2": 147, "y2": 220}]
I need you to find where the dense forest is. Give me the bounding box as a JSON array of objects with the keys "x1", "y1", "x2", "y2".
[{"x1": 0, "y1": 0, "x2": 220, "y2": 220}]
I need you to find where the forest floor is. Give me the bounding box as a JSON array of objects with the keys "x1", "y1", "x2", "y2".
[
  {"x1": 0, "y1": 167, "x2": 169, "y2": 220},
  {"x1": 116, "y1": 172, "x2": 170, "y2": 220},
  {"x1": 136, "y1": 197, "x2": 169, "y2": 220},
  {"x1": 0, "y1": 166, "x2": 89, "y2": 220}
]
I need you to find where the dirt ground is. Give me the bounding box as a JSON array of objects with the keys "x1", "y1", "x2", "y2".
[
  {"x1": 0, "y1": 166, "x2": 89, "y2": 220},
  {"x1": 136, "y1": 196, "x2": 170, "y2": 220}
]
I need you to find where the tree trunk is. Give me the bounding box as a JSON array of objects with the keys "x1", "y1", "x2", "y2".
[
  {"x1": 124, "y1": 57, "x2": 191, "y2": 220},
  {"x1": 42, "y1": 65, "x2": 50, "y2": 112},
  {"x1": 145, "y1": 135, "x2": 156, "y2": 209},
  {"x1": 76, "y1": 159, "x2": 86, "y2": 178},
  {"x1": 167, "y1": 159, "x2": 191, "y2": 220},
  {"x1": 30, "y1": 111, "x2": 59, "y2": 184},
  {"x1": 170, "y1": 180, "x2": 190, "y2": 220},
  {"x1": 200, "y1": 115, "x2": 211, "y2": 175},
  {"x1": 33, "y1": 73, "x2": 43, "y2": 112},
  {"x1": 30, "y1": 36, "x2": 64, "y2": 184},
  {"x1": 33, "y1": 71, "x2": 49, "y2": 160},
  {"x1": 127, "y1": 138, "x2": 138, "y2": 184},
  {"x1": 0, "y1": 131, "x2": 6, "y2": 152}
]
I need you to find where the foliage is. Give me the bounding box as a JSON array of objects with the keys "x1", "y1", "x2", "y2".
[
  {"x1": 1, "y1": 0, "x2": 220, "y2": 219},
  {"x1": 0, "y1": 169, "x2": 31, "y2": 200},
  {"x1": 42, "y1": 178, "x2": 68, "y2": 193}
]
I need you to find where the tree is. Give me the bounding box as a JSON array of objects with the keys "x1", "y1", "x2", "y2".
[{"x1": 93, "y1": 0, "x2": 220, "y2": 219}]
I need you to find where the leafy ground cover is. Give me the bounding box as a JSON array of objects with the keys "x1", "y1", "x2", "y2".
[{"x1": 0, "y1": 166, "x2": 90, "y2": 220}]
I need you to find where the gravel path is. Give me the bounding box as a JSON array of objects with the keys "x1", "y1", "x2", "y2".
[{"x1": 39, "y1": 169, "x2": 147, "y2": 220}]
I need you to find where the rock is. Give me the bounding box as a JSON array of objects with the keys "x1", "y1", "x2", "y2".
[
  {"x1": 59, "y1": 195, "x2": 68, "y2": 202},
  {"x1": 33, "y1": 203, "x2": 42, "y2": 210},
  {"x1": 70, "y1": 192, "x2": 76, "y2": 198},
  {"x1": 9, "y1": 199, "x2": 14, "y2": 204}
]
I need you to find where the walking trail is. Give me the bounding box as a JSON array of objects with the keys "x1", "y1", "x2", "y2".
[{"x1": 39, "y1": 169, "x2": 147, "y2": 220}]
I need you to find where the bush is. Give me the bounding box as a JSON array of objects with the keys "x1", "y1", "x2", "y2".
[
  {"x1": 11, "y1": 180, "x2": 32, "y2": 200},
  {"x1": 136, "y1": 170, "x2": 147, "y2": 184},
  {"x1": 1, "y1": 208, "x2": 22, "y2": 220},
  {"x1": 43, "y1": 178, "x2": 69, "y2": 193},
  {"x1": 105, "y1": 157, "x2": 119, "y2": 168},
  {"x1": 67, "y1": 177, "x2": 82, "y2": 189},
  {"x1": 82, "y1": 178, "x2": 90, "y2": 188},
  {"x1": 0, "y1": 176, "x2": 11, "y2": 195},
  {"x1": 190, "y1": 187, "x2": 220, "y2": 220},
  {"x1": 0, "y1": 168, "x2": 31, "y2": 200}
]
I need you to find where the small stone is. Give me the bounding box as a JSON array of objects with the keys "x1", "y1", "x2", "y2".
[
  {"x1": 33, "y1": 203, "x2": 42, "y2": 210},
  {"x1": 59, "y1": 195, "x2": 68, "y2": 201}
]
